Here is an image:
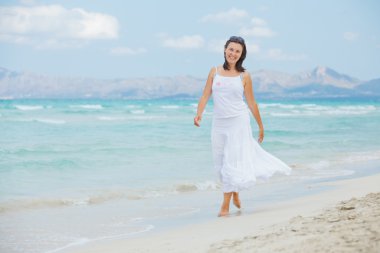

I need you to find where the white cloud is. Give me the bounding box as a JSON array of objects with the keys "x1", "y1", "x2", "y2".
[
  {"x1": 246, "y1": 43, "x2": 260, "y2": 54},
  {"x1": 251, "y1": 17, "x2": 267, "y2": 26},
  {"x1": 110, "y1": 47, "x2": 147, "y2": 55},
  {"x1": 267, "y1": 48, "x2": 307, "y2": 61},
  {"x1": 35, "y1": 39, "x2": 87, "y2": 49},
  {"x1": 343, "y1": 32, "x2": 358, "y2": 41},
  {"x1": 200, "y1": 8, "x2": 249, "y2": 24},
  {"x1": 0, "y1": 4, "x2": 119, "y2": 48},
  {"x1": 200, "y1": 10, "x2": 275, "y2": 57},
  {"x1": 240, "y1": 26, "x2": 275, "y2": 37},
  {"x1": 207, "y1": 39, "x2": 226, "y2": 53},
  {"x1": 19, "y1": 0, "x2": 36, "y2": 5},
  {"x1": 239, "y1": 17, "x2": 275, "y2": 37},
  {"x1": 161, "y1": 35, "x2": 204, "y2": 49}
]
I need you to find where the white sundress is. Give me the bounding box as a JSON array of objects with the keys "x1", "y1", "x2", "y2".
[{"x1": 211, "y1": 68, "x2": 291, "y2": 193}]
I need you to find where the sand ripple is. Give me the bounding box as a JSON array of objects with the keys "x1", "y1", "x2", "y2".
[{"x1": 209, "y1": 192, "x2": 380, "y2": 253}]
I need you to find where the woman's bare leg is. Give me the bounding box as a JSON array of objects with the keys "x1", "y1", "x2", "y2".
[
  {"x1": 218, "y1": 192, "x2": 233, "y2": 217},
  {"x1": 232, "y1": 192, "x2": 241, "y2": 208}
]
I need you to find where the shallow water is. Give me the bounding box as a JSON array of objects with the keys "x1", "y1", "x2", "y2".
[{"x1": 0, "y1": 97, "x2": 379, "y2": 252}]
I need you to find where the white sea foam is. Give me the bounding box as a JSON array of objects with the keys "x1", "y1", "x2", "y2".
[
  {"x1": 260, "y1": 103, "x2": 281, "y2": 108},
  {"x1": 70, "y1": 104, "x2": 103, "y2": 110},
  {"x1": 175, "y1": 180, "x2": 220, "y2": 193},
  {"x1": 126, "y1": 182, "x2": 220, "y2": 199},
  {"x1": 285, "y1": 161, "x2": 356, "y2": 181},
  {"x1": 0, "y1": 96, "x2": 14, "y2": 100},
  {"x1": 15, "y1": 105, "x2": 44, "y2": 111},
  {"x1": 35, "y1": 118, "x2": 66, "y2": 125},
  {"x1": 45, "y1": 238, "x2": 91, "y2": 253},
  {"x1": 96, "y1": 224, "x2": 155, "y2": 240},
  {"x1": 269, "y1": 104, "x2": 378, "y2": 117},
  {"x1": 309, "y1": 160, "x2": 331, "y2": 170},
  {"x1": 269, "y1": 111, "x2": 320, "y2": 117},
  {"x1": 262, "y1": 103, "x2": 378, "y2": 117},
  {"x1": 325, "y1": 105, "x2": 377, "y2": 115},
  {"x1": 161, "y1": 105, "x2": 180, "y2": 109},
  {"x1": 45, "y1": 224, "x2": 155, "y2": 253},
  {"x1": 338, "y1": 105, "x2": 376, "y2": 111},
  {"x1": 98, "y1": 116, "x2": 125, "y2": 121},
  {"x1": 261, "y1": 103, "x2": 297, "y2": 109},
  {"x1": 15, "y1": 118, "x2": 67, "y2": 124},
  {"x1": 0, "y1": 191, "x2": 127, "y2": 213},
  {"x1": 338, "y1": 150, "x2": 380, "y2": 163},
  {"x1": 0, "y1": 181, "x2": 221, "y2": 213},
  {"x1": 308, "y1": 151, "x2": 380, "y2": 170}
]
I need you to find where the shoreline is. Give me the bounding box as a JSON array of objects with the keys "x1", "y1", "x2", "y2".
[{"x1": 62, "y1": 171, "x2": 380, "y2": 253}]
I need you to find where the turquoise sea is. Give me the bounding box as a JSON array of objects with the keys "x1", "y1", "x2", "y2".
[{"x1": 1, "y1": 98, "x2": 380, "y2": 252}]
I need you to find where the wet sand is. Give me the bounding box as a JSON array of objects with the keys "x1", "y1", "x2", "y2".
[{"x1": 64, "y1": 173, "x2": 380, "y2": 253}]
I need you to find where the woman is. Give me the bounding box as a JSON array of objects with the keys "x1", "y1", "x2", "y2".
[{"x1": 194, "y1": 36, "x2": 292, "y2": 217}]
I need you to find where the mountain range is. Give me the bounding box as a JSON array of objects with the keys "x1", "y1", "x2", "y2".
[{"x1": 0, "y1": 66, "x2": 379, "y2": 99}]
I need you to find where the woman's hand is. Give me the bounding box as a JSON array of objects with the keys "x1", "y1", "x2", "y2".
[
  {"x1": 258, "y1": 128, "x2": 264, "y2": 143},
  {"x1": 194, "y1": 115, "x2": 202, "y2": 127}
]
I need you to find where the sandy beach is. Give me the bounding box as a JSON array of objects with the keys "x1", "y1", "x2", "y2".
[{"x1": 62, "y1": 172, "x2": 380, "y2": 253}]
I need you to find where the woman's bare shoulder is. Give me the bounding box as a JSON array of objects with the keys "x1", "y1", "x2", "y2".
[
  {"x1": 208, "y1": 66, "x2": 220, "y2": 76},
  {"x1": 241, "y1": 70, "x2": 252, "y2": 82},
  {"x1": 242, "y1": 70, "x2": 251, "y2": 77}
]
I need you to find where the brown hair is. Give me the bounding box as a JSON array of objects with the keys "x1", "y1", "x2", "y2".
[{"x1": 223, "y1": 36, "x2": 247, "y2": 72}]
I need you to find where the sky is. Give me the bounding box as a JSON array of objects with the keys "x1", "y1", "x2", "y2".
[{"x1": 0, "y1": 0, "x2": 379, "y2": 80}]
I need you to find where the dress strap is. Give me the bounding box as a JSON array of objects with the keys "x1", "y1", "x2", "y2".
[
  {"x1": 214, "y1": 66, "x2": 218, "y2": 77},
  {"x1": 240, "y1": 72, "x2": 245, "y2": 81}
]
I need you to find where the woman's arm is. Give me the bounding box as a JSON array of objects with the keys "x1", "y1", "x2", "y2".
[
  {"x1": 194, "y1": 67, "x2": 215, "y2": 127},
  {"x1": 243, "y1": 72, "x2": 264, "y2": 143}
]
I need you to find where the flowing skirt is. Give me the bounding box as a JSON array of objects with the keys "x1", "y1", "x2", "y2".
[{"x1": 211, "y1": 112, "x2": 291, "y2": 193}]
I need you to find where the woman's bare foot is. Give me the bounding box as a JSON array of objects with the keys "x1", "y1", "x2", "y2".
[
  {"x1": 218, "y1": 192, "x2": 232, "y2": 217},
  {"x1": 218, "y1": 202, "x2": 230, "y2": 217},
  {"x1": 218, "y1": 209, "x2": 229, "y2": 217}
]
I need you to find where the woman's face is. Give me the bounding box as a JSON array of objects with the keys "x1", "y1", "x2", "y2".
[{"x1": 224, "y1": 42, "x2": 243, "y2": 66}]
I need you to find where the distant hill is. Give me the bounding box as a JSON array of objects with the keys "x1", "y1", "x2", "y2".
[
  {"x1": 355, "y1": 78, "x2": 380, "y2": 96},
  {"x1": 0, "y1": 66, "x2": 378, "y2": 99}
]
